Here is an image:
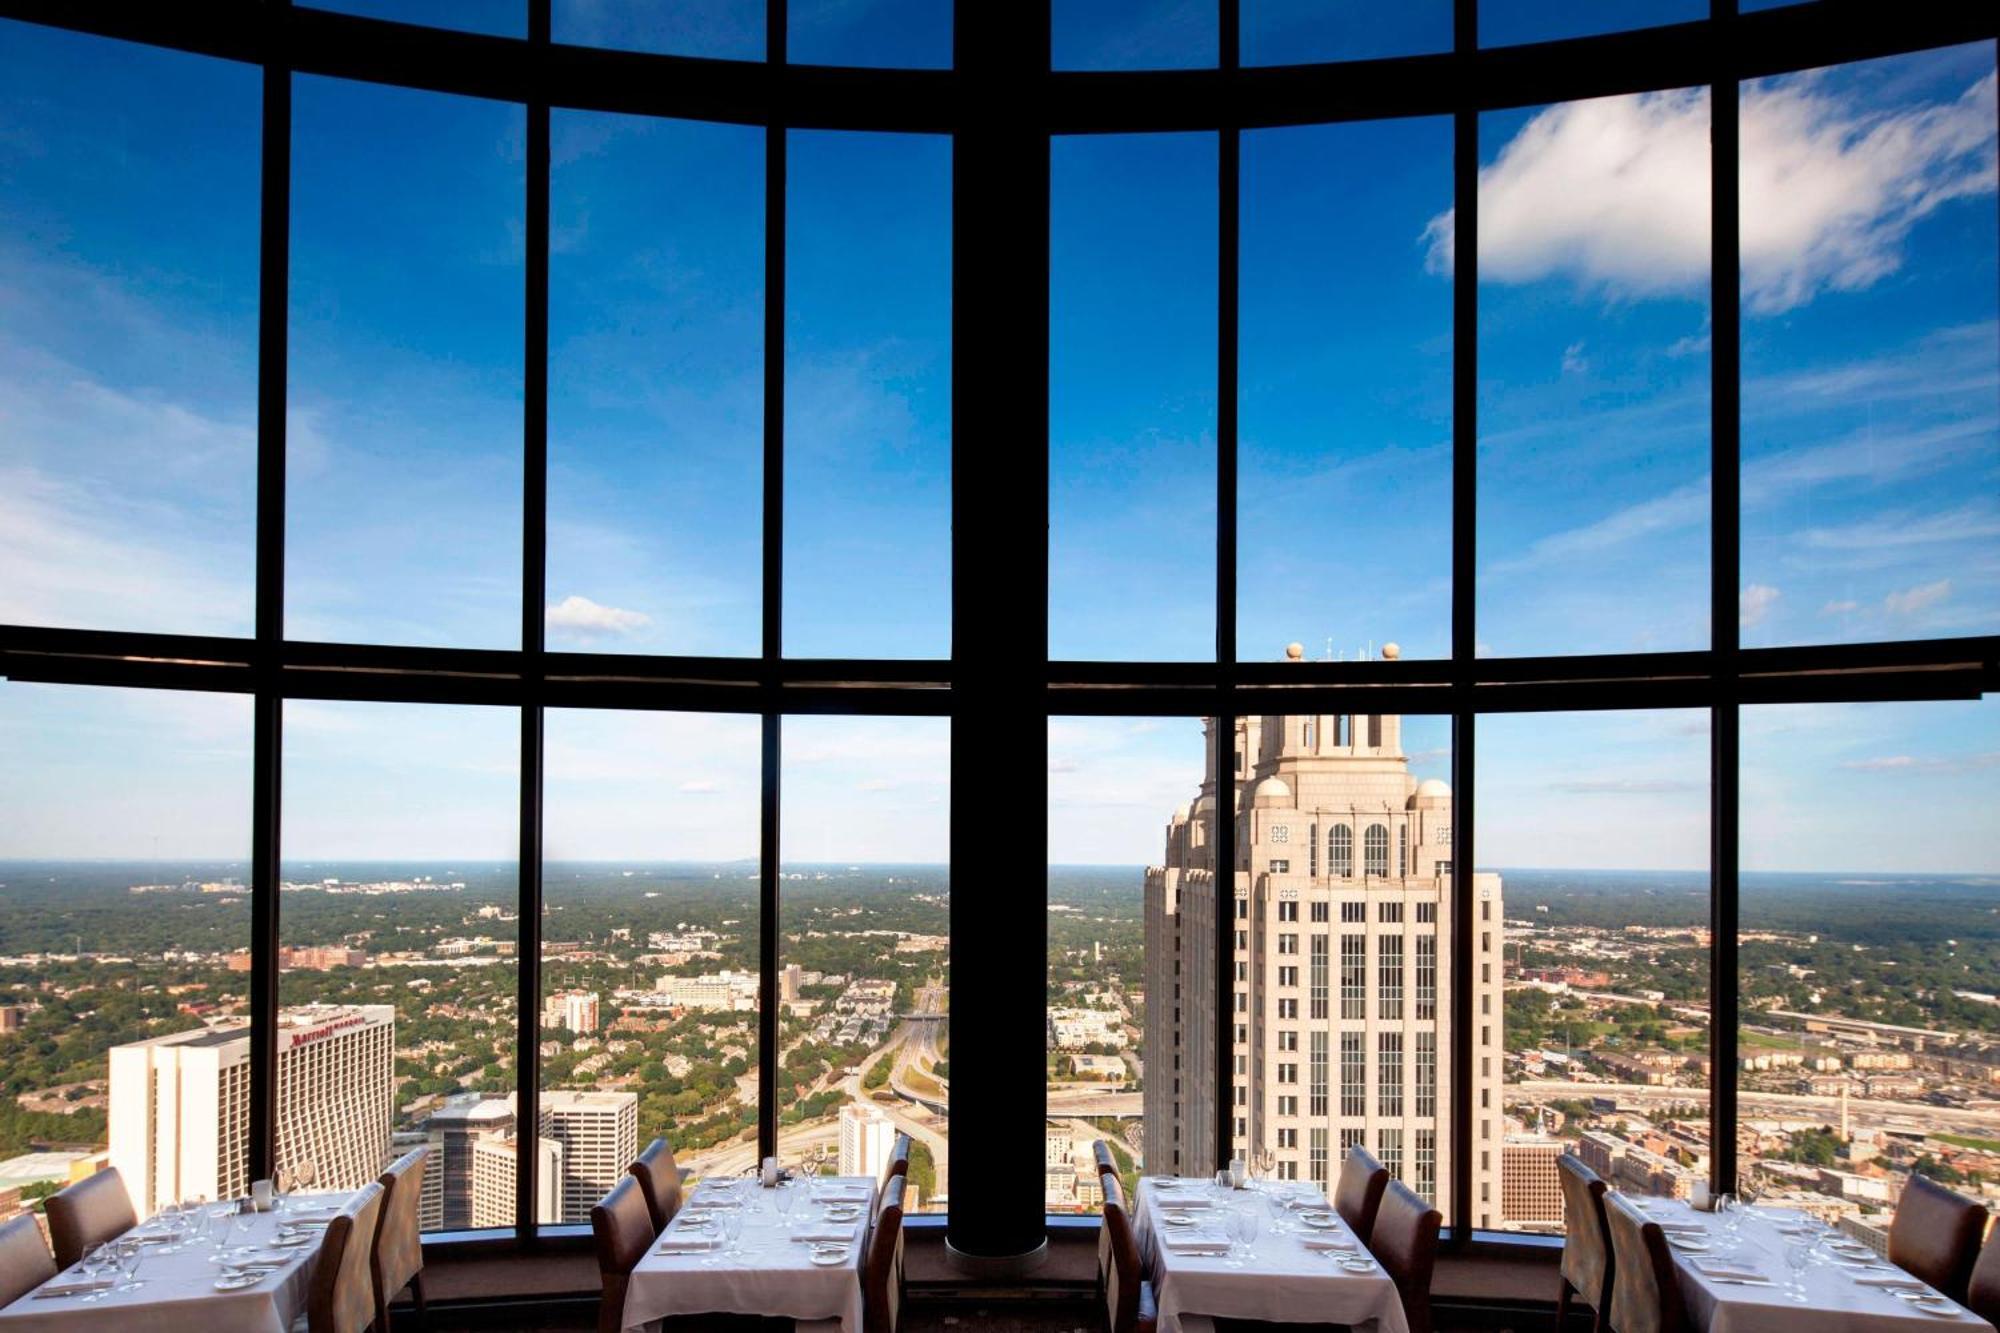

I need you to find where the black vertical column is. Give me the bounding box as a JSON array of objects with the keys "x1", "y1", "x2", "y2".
[
  {"x1": 947, "y1": 0, "x2": 1050, "y2": 1274},
  {"x1": 516, "y1": 0, "x2": 551, "y2": 1237},
  {"x1": 248, "y1": 5, "x2": 291, "y2": 1186},
  {"x1": 1708, "y1": 0, "x2": 1743, "y2": 1197}
]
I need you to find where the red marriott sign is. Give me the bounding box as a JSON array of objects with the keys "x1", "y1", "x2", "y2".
[{"x1": 288, "y1": 1014, "x2": 368, "y2": 1048}]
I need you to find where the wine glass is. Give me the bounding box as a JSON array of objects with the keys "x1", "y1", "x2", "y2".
[
  {"x1": 113, "y1": 1238, "x2": 145, "y2": 1293},
  {"x1": 1225, "y1": 1207, "x2": 1261, "y2": 1269},
  {"x1": 801, "y1": 1155, "x2": 822, "y2": 1181},
  {"x1": 1714, "y1": 1193, "x2": 1739, "y2": 1241},
  {"x1": 776, "y1": 1182, "x2": 800, "y2": 1230},
  {"x1": 1783, "y1": 1239, "x2": 1813, "y2": 1303},
  {"x1": 208, "y1": 1202, "x2": 238, "y2": 1254},
  {"x1": 294, "y1": 1160, "x2": 318, "y2": 1206},
  {"x1": 77, "y1": 1243, "x2": 110, "y2": 1303}
]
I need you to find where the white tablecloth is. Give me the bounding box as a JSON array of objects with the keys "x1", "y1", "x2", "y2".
[
  {"x1": 622, "y1": 1176, "x2": 874, "y2": 1333},
  {"x1": 1644, "y1": 1198, "x2": 1996, "y2": 1333},
  {"x1": 0, "y1": 1192, "x2": 356, "y2": 1333},
  {"x1": 1134, "y1": 1178, "x2": 1410, "y2": 1333}
]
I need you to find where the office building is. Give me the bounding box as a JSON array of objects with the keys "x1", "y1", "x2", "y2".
[
  {"x1": 1144, "y1": 653, "x2": 1505, "y2": 1224},
  {"x1": 543, "y1": 1089, "x2": 639, "y2": 1223},
  {"x1": 839, "y1": 1102, "x2": 897, "y2": 1181}
]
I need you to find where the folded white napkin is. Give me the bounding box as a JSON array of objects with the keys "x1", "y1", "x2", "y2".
[
  {"x1": 792, "y1": 1226, "x2": 859, "y2": 1245},
  {"x1": 655, "y1": 1234, "x2": 721, "y2": 1254},
  {"x1": 686, "y1": 1195, "x2": 743, "y2": 1210},
  {"x1": 1161, "y1": 1229, "x2": 1231, "y2": 1253},
  {"x1": 1300, "y1": 1236, "x2": 1357, "y2": 1252},
  {"x1": 1690, "y1": 1258, "x2": 1768, "y2": 1282},
  {"x1": 813, "y1": 1187, "x2": 870, "y2": 1203},
  {"x1": 1158, "y1": 1196, "x2": 1213, "y2": 1209},
  {"x1": 35, "y1": 1279, "x2": 115, "y2": 1299},
  {"x1": 1855, "y1": 1274, "x2": 1927, "y2": 1291}
]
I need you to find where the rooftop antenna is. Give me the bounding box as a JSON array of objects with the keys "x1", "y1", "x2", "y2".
[{"x1": 1322, "y1": 637, "x2": 1334, "y2": 663}]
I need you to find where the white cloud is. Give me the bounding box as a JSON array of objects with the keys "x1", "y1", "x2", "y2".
[
  {"x1": 1739, "y1": 583, "x2": 1781, "y2": 628},
  {"x1": 1560, "y1": 340, "x2": 1589, "y2": 375},
  {"x1": 1841, "y1": 752, "x2": 2000, "y2": 775},
  {"x1": 1423, "y1": 72, "x2": 1997, "y2": 313},
  {"x1": 1820, "y1": 599, "x2": 1861, "y2": 616},
  {"x1": 1883, "y1": 577, "x2": 1951, "y2": 616},
  {"x1": 545, "y1": 593, "x2": 652, "y2": 637}
]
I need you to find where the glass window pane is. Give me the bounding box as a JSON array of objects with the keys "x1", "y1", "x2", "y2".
[
  {"x1": 1051, "y1": 132, "x2": 1217, "y2": 661},
  {"x1": 1475, "y1": 91, "x2": 1712, "y2": 656},
  {"x1": 777, "y1": 716, "x2": 950, "y2": 1212},
  {"x1": 278, "y1": 700, "x2": 519, "y2": 1230},
  {"x1": 308, "y1": 1, "x2": 526, "y2": 37},
  {"x1": 1054, "y1": 0, "x2": 1218, "y2": 71},
  {"x1": 0, "y1": 25, "x2": 259, "y2": 636},
  {"x1": 554, "y1": 0, "x2": 765, "y2": 60},
  {"x1": 1242, "y1": 0, "x2": 1451, "y2": 65},
  {"x1": 1481, "y1": 0, "x2": 1703, "y2": 48},
  {"x1": 0, "y1": 683, "x2": 251, "y2": 1217},
  {"x1": 1740, "y1": 698, "x2": 1999, "y2": 1224},
  {"x1": 1481, "y1": 710, "x2": 1711, "y2": 1233},
  {"x1": 289, "y1": 78, "x2": 525, "y2": 649},
  {"x1": 543, "y1": 709, "x2": 761, "y2": 1202},
  {"x1": 549, "y1": 112, "x2": 763, "y2": 657},
  {"x1": 1740, "y1": 45, "x2": 1999, "y2": 649},
  {"x1": 785, "y1": 131, "x2": 952, "y2": 659},
  {"x1": 789, "y1": 0, "x2": 951, "y2": 68},
  {"x1": 1050, "y1": 715, "x2": 1209, "y2": 1207},
  {"x1": 1240, "y1": 119, "x2": 1452, "y2": 662}
]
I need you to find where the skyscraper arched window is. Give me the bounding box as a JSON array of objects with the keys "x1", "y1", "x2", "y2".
[
  {"x1": 1329, "y1": 824, "x2": 1352, "y2": 878},
  {"x1": 1364, "y1": 823, "x2": 1389, "y2": 878}
]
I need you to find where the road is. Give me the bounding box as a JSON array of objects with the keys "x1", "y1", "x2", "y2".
[{"x1": 1507, "y1": 1079, "x2": 2000, "y2": 1136}]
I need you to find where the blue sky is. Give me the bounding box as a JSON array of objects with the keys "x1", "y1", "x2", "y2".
[{"x1": 0, "y1": 21, "x2": 1994, "y2": 867}]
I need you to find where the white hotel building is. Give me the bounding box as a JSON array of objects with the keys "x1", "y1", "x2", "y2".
[{"x1": 109, "y1": 1004, "x2": 396, "y2": 1217}]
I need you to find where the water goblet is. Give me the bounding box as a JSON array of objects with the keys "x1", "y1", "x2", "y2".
[
  {"x1": 722, "y1": 1209, "x2": 746, "y2": 1259},
  {"x1": 295, "y1": 1160, "x2": 318, "y2": 1195},
  {"x1": 777, "y1": 1183, "x2": 800, "y2": 1229}
]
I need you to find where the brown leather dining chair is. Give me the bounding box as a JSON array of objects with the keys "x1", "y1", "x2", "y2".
[
  {"x1": 591, "y1": 1175, "x2": 656, "y2": 1333},
  {"x1": 0, "y1": 1213, "x2": 56, "y2": 1308},
  {"x1": 45, "y1": 1166, "x2": 137, "y2": 1269},
  {"x1": 863, "y1": 1174, "x2": 908, "y2": 1333},
  {"x1": 1100, "y1": 1175, "x2": 1158, "y2": 1333},
  {"x1": 1372, "y1": 1178, "x2": 1442, "y2": 1333},
  {"x1": 1603, "y1": 1191, "x2": 1688, "y2": 1333},
  {"x1": 308, "y1": 1179, "x2": 385, "y2": 1333},
  {"x1": 1888, "y1": 1173, "x2": 1988, "y2": 1304},
  {"x1": 373, "y1": 1146, "x2": 430, "y2": 1332},
  {"x1": 1967, "y1": 1217, "x2": 2000, "y2": 1328},
  {"x1": 885, "y1": 1133, "x2": 913, "y2": 1184},
  {"x1": 1334, "y1": 1145, "x2": 1390, "y2": 1246},
  {"x1": 1556, "y1": 1153, "x2": 1615, "y2": 1333},
  {"x1": 629, "y1": 1138, "x2": 683, "y2": 1233}
]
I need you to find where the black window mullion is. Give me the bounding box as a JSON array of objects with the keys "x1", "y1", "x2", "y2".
[
  {"x1": 1707, "y1": 0, "x2": 1743, "y2": 1199},
  {"x1": 1448, "y1": 0, "x2": 1477, "y2": 1242},
  {"x1": 758, "y1": 0, "x2": 786, "y2": 1166},
  {"x1": 247, "y1": 19, "x2": 291, "y2": 1186},
  {"x1": 515, "y1": 0, "x2": 551, "y2": 1236},
  {"x1": 1215, "y1": 0, "x2": 1241, "y2": 1177}
]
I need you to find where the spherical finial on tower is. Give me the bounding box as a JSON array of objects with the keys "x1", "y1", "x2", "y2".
[
  {"x1": 1382, "y1": 642, "x2": 1401, "y2": 661},
  {"x1": 1284, "y1": 642, "x2": 1305, "y2": 661}
]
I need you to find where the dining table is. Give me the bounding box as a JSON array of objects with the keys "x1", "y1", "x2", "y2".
[
  {"x1": 1132, "y1": 1176, "x2": 1411, "y2": 1333},
  {"x1": 1638, "y1": 1196, "x2": 1997, "y2": 1333},
  {"x1": 620, "y1": 1175, "x2": 877, "y2": 1333},
  {"x1": 0, "y1": 1191, "x2": 357, "y2": 1333}
]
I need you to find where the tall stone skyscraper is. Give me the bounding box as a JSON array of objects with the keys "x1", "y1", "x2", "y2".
[{"x1": 1143, "y1": 644, "x2": 1505, "y2": 1225}]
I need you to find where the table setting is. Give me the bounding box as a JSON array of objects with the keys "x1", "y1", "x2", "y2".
[
  {"x1": 0, "y1": 1190, "x2": 357, "y2": 1333},
  {"x1": 621, "y1": 1175, "x2": 877, "y2": 1333},
  {"x1": 1134, "y1": 1176, "x2": 1410, "y2": 1333},
  {"x1": 1634, "y1": 1195, "x2": 1995, "y2": 1333}
]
